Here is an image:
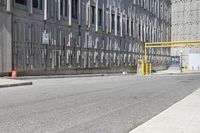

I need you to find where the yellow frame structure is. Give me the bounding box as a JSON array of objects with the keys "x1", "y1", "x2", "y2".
[
  {"x1": 136, "y1": 40, "x2": 200, "y2": 76},
  {"x1": 144, "y1": 40, "x2": 200, "y2": 63}
]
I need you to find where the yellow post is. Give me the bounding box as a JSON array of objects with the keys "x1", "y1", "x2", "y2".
[
  {"x1": 137, "y1": 62, "x2": 141, "y2": 75},
  {"x1": 144, "y1": 44, "x2": 148, "y2": 63},
  {"x1": 183, "y1": 64, "x2": 189, "y2": 72},
  {"x1": 142, "y1": 61, "x2": 145, "y2": 76},
  {"x1": 146, "y1": 63, "x2": 149, "y2": 75},
  {"x1": 149, "y1": 63, "x2": 152, "y2": 75}
]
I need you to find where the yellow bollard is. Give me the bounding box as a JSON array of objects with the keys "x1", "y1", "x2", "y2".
[
  {"x1": 142, "y1": 62, "x2": 145, "y2": 76},
  {"x1": 149, "y1": 63, "x2": 152, "y2": 75},
  {"x1": 146, "y1": 63, "x2": 149, "y2": 75},
  {"x1": 183, "y1": 64, "x2": 189, "y2": 72}
]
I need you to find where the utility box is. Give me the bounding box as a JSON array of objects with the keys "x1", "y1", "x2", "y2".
[{"x1": 189, "y1": 53, "x2": 200, "y2": 71}]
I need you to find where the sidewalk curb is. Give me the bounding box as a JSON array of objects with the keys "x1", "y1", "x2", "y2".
[
  {"x1": 0, "y1": 82, "x2": 33, "y2": 88},
  {"x1": 11, "y1": 73, "x2": 124, "y2": 80},
  {"x1": 153, "y1": 72, "x2": 200, "y2": 75}
]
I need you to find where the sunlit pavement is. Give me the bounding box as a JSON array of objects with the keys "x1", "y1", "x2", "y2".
[
  {"x1": 0, "y1": 74, "x2": 200, "y2": 133},
  {"x1": 129, "y1": 88, "x2": 200, "y2": 133}
]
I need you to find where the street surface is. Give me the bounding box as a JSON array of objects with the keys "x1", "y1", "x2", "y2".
[{"x1": 0, "y1": 74, "x2": 200, "y2": 133}]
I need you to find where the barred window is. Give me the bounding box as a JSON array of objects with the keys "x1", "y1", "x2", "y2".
[
  {"x1": 15, "y1": 0, "x2": 27, "y2": 5},
  {"x1": 131, "y1": 21, "x2": 133, "y2": 35},
  {"x1": 60, "y1": 0, "x2": 68, "y2": 16},
  {"x1": 117, "y1": 16, "x2": 120, "y2": 31},
  {"x1": 98, "y1": 9, "x2": 102, "y2": 26},
  {"x1": 111, "y1": 14, "x2": 115, "y2": 30},
  {"x1": 91, "y1": 6, "x2": 95, "y2": 24},
  {"x1": 33, "y1": 0, "x2": 42, "y2": 10},
  {"x1": 72, "y1": 0, "x2": 78, "y2": 19},
  {"x1": 127, "y1": 19, "x2": 129, "y2": 34}
]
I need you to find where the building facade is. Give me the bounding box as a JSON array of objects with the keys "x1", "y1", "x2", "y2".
[
  {"x1": 0, "y1": 0, "x2": 171, "y2": 73},
  {"x1": 171, "y1": 0, "x2": 200, "y2": 66}
]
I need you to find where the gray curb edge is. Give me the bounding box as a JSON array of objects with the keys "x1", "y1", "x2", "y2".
[{"x1": 0, "y1": 82, "x2": 33, "y2": 88}]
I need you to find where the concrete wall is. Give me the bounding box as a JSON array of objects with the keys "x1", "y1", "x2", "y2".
[
  {"x1": 171, "y1": 0, "x2": 200, "y2": 66},
  {"x1": 0, "y1": 0, "x2": 171, "y2": 74},
  {"x1": 0, "y1": 2, "x2": 12, "y2": 73}
]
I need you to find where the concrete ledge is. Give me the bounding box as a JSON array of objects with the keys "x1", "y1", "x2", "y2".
[
  {"x1": 0, "y1": 82, "x2": 32, "y2": 88},
  {"x1": 0, "y1": 78, "x2": 33, "y2": 88},
  {"x1": 15, "y1": 66, "x2": 136, "y2": 76},
  {"x1": 0, "y1": 65, "x2": 167, "y2": 77},
  {"x1": 15, "y1": 74, "x2": 118, "y2": 80}
]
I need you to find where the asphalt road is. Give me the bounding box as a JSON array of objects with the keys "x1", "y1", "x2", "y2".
[{"x1": 0, "y1": 74, "x2": 200, "y2": 133}]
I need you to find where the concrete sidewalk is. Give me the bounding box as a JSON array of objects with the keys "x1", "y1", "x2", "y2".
[
  {"x1": 0, "y1": 78, "x2": 32, "y2": 88},
  {"x1": 129, "y1": 88, "x2": 200, "y2": 133},
  {"x1": 154, "y1": 70, "x2": 200, "y2": 75}
]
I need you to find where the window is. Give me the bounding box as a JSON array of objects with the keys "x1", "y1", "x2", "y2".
[
  {"x1": 60, "y1": 0, "x2": 68, "y2": 16},
  {"x1": 72, "y1": 0, "x2": 78, "y2": 19},
  {"x1": 111, "y1": 14, "x2": 115, "y2": 30},
  {"x1": 15, "y1": 0, "x2": 27, "y2": 5},
  {"x1": 98, "y1": 9, "x2": 102, "y2": 26},
  {"x1": 139, "y1": 24, "x2": 141, "y2": 39},
  {"x1": 127, "y1": 19, "x2": 129, "y2": 34},
  {"x1": 117, "y1": 16, "x2": 120, "y2": 31},
  {"x1": 33, "y1": 0, "x2": 42, "y2": 10},
  {"x1": 91, "y1": 6, "x2": 95, "y2": 24},
  {"x1": 131, "y1": 21, "x2": 133, "y2": 35},
  {"x1": 149, "y1": 0, "x2": 151, "y2": 11}
]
